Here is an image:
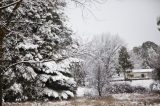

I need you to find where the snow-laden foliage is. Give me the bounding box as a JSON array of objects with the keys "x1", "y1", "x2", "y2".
[
  {"x1": 1, "y1": 0, "x2": 81, "y2": 102},
  {"x1": 129, "y1": 51, "x2": 143, "y2": 69},
  {"x1": 130, "y1": 41, "x2": 160, "y2": 69}
]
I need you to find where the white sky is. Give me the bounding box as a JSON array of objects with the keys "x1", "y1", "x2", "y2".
[{"x1": 66, "y1": 0, "x2": 160, "y2": 48}]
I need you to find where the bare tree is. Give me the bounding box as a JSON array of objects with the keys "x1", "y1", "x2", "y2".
[
  {"x1": 82, "y1": 34, "x2": 124, "y2": 96},
  {"x1": 94, "y1": 61, "x2": 108, "y2": 96}
]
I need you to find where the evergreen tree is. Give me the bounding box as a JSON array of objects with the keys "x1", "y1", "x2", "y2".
[
  {"x1": 131, "y1": 41, "x2": 159, "y2": 69},
  {"x1": 118, "y1": 46, "x2": 133, "y2": 79},
  {"x1": 154, "y1": 17, "x2": 160, "y2": 79},
  {"x1": 153, "y1": 55, "x2": 160, "y2": 80},
  {"x1": 152, "y1": 47, "x2": 160, "y2": 80},
  {"x1": 1, "y1": 0, "x2": 81, "y2": 102}
]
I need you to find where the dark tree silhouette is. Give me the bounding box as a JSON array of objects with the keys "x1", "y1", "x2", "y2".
[{"x1": 118, "y1": 46, "x2": 133, "y2": 80}]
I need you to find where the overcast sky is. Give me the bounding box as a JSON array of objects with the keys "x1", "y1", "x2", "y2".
[{"x1": 66, "y1": 0, "x2": 160, "y2": 48}]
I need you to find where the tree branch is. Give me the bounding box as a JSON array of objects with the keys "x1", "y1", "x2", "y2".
[
  {"x1": 6, "y1": 0, "x2": 23, "y2": 26},
  {"x1": 4, "y1": 56, "x2": 68, "y2": 72},
  {"x1": 0, "y1": 0, "x2": 21, "y2": 10},
  {"x1": 0, "y1": 20, "x2": 43, "y2": 25}
]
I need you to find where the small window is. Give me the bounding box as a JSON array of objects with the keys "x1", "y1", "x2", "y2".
[
  {"x1": 128, "y1": 74, "x2": 134, "y2": 78},
  {"x1": 141, "y1": 74, "x2": 145, "y2": 78}
]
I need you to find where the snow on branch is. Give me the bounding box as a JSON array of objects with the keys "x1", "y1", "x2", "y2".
[{"x1": 4, "y1": 56, "x2": 69, "y2": 72}]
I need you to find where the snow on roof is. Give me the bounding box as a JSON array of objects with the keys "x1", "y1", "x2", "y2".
[{"x1": 132, "y1": 69, "x2": 154, "y2": 73}]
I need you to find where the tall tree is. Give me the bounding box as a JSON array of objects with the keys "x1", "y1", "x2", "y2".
[
  {"x1": 0, "y1": 0, "x2": 105, "y2": 104},
  {"x1": 130, "y1": 41, "x2": 159, "y2": 69},
  {"x1": 154, "y1": 17, "x2": 160, "y2": 79},
  {"x1": 0, "y1": 0, "x2": 82, "y2": 103},
  {"x1": 151, "y1": 46, "x2": 160, "y2": 80},
  {"x1": 82, "y1": 34, "x2": 123, "y2": 96},
  {"x1": 118, "y1": 46, "x2": 133, "y2": 80}
]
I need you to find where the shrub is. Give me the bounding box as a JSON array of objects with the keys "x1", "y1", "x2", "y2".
[{"x1": 106, "y1": 83, "x2": 147, "y2": 94}]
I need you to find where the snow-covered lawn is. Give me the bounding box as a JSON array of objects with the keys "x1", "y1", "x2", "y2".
[
  {"x1": 130, "y1": 79, "x2": 154, "y2": 88},
  {"x1": 3, "y1": 93, "x2": 160, "y2": 106},
  {"x1": 76, "y1": 87, "x2": 97, "y2": 97}
]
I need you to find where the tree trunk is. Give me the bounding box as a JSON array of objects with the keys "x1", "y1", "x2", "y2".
[
  {"x1": 0, "y1": 0, "x2": 3, "y2": 105},
  {"x1": 97, "y1": 65, "x2": 102, "y2": 97},
  {"x1": 0, "y1": 4, "x2": 5, "y2": 104},
  {"x1": 97, "y1": 86, "x2": 102, "y2": 97},
  {"x1": 0, "y1": 1, "x2": 23, "y2": 105},
  {"x1": 0, "y1": 75, "x2": 2, "y2": 106},
  {"x1": 0, "y1": 29, "x2": 5, "y2": 106}
]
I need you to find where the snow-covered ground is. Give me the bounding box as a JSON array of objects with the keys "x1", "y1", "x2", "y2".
[
  {"x1": 76, "y1": 79, "x2": 156, "y2": 97},
  {"x1": 3, "y1": 93, "x2": 160, "y2": 106},
  {"x1": 130, "y1": 79, "x2": 154, "y2": 88},
  {"x1": 76, "y1": 87, "x2": 97, "y2": 97},
  {"x1": 112, "y1": 79, "x2": 155, "y2": 89}
]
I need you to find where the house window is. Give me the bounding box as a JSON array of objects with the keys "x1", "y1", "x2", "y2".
[
  {"x1": 127, "y1": 73, "x2": 134, "y2": 78},
  {"x1": 141, "y1": 74, "x2": 145, "y2": 78}
]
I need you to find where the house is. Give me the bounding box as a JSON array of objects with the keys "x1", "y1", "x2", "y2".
[{"x1": 126, "y1": 69, "x2": 154, "y2": 80}]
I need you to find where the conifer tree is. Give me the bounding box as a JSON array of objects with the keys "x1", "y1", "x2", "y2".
[
  {"x1": 0, "y1": 0, "x2": 81, "y2": 102},
  {"x1": 118, "y1": 46, "x2": 133, "y2": 79}
]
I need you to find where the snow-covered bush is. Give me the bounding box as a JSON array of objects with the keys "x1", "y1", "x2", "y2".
[
  {"x1": 76, "y1": 87, "x2": 97, "y2": 97},
  {"x1": 106, "y1": 83, "x2": 147, "y2": 94},
  {"x1": 106, "y1": 83, "x2": 133, "y2": 94},
  {"x1": 133, "y1": 86, "x2": 147, "y2": 93}
]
